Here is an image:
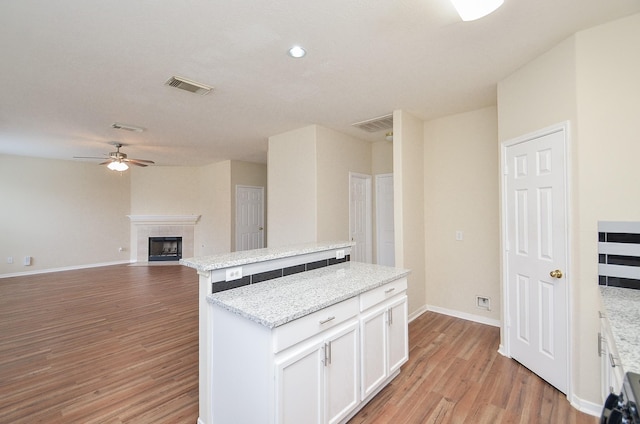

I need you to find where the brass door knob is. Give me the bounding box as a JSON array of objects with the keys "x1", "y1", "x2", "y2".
[{"x1": 550, "y1": 269, "x2": 563, "y2": 278}]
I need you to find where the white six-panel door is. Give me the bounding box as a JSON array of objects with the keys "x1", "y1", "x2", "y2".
[
  {"x1": 236, "y1": 185, "x2": 265, "y2": 251},
  {"x1": 503, "y1": 124, "x2": 569, "y2": 394}
]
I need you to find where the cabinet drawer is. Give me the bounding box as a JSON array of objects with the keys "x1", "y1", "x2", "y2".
[
  {"x1": 360, "y1": 277, "x2": 407, "y2": 311},
  {"x1": 273, "y1": 297, "x2": 359, "y2": 353}
]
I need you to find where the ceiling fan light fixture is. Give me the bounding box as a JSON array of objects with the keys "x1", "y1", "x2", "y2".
[
  {"x1": 288, "y1": 45, "x2": 306, "y2": 58},
  {"x1": 108, "y1": 161, "x2": 129, "y2": 172},
  {"x1": 450, "y1": 0, "x2": 503, "y2": 21}
]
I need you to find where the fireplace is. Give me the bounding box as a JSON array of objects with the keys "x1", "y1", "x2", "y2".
[{"x1": 148, "y1": 237, "x2": 182, "y2": 262}]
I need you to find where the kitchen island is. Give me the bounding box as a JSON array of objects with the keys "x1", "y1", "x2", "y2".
[{"x1": 181, "y1": 242, "x2": 410, "y2": 424}]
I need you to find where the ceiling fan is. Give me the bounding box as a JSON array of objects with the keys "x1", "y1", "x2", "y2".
[{"x1": 74, "y1": 142, "x2": 154, "y2": 171}]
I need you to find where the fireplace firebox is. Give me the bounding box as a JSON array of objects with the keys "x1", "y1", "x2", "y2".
[{"x1": 148, "y1": 237, "x2": 182, "y2": 262}]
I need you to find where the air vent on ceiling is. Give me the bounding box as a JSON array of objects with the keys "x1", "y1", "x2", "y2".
[
  {"x1": 111, "y1": 122, "x2": 145, "y2": 132},
  {"x1": 165, "y1": 76, "x2": 213, "y2": 95},
  {"x1": 351, "y1": 114, "x2": 393, "y2": 133}
]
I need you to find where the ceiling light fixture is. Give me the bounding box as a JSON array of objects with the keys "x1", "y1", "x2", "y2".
[
  {"x1": 450, "y1": 0, "x2": 503, "y2": 21},
  {"x1": 385, "y1": 132, "x2": 393, "y2": 142},
  {"x1": 288, "y1": 45, "x2": 306, "y2": 58},
  {"x1": 107, "y1": 161, "x2": 129, "y2": 172}
]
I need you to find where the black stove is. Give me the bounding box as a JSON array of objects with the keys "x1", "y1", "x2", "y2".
[{"x1": 602, "y1": 372, "x2": 640, "y2": 424}]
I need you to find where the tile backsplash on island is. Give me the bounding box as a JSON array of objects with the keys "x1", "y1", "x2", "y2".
[{"x1": 599, "y1": 221, "x2": 640, "y2": 290}]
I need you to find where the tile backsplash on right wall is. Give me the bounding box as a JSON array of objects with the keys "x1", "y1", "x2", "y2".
[{"x1": 599, "y1": 221, "x2": 640, "y2": 290}]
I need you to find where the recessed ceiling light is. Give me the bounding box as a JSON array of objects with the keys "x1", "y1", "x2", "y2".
[{"x1": 288, "y1": 45, "x2": 306, "y2": 58}]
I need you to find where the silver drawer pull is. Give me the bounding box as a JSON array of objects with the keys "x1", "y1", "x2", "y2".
[
  {"x1": 384, "y1": 287, "x2": 396, "y2": 294},
  {"x1": 319, "y1": 316, "x2": 336, "y2": 325}
]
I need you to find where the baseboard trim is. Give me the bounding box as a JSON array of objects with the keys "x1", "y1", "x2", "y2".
[
  {"x1": 408, "y1": 304, "x2": 429, "y2": 323},
  {"x1": 425, "y1": 304, "x2": 501, "y2": 328},
  {"x1": 0, "y1": 260, "x2": 132, "y2": 279},
  {"x1": 570, "y1": 393, "x2": 602, "y2": 417}
]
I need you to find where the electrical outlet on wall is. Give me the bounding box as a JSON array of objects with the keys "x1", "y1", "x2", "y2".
[
  {"x1": 225, "y1": 267, "x2": 243, "y2": 282},
  {"x1": 476, "y1": 295, "x2": 491, "y2": 310}
]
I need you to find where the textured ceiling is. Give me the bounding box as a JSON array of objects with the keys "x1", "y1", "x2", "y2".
[{"x1": 1, "y1": 0, "x2": 639, "y2": 166}]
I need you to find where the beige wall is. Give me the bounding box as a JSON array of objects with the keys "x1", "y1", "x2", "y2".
[
  {"x1": 372, "y1": 141, "x2": 393, "y2": 175},
  {"x1": 197, "y1": 160, "x2": 232, "y2": 256},
  {"x1": 423, "y1": 106, "x2": 500, "y2": 321},
  {"x1": 0, "y1": 155, "x2": 131, "y2": 274},
  {"x1": 130, "y1": 165, "x2": 200, "y2": 215},
  {"x1": 316, "y1": 126, "x2": 372, "y2": 242},
  {"x1": 574, "y1": 13, "x2": 640, "y2": 402},
  {"x1": 267, "y1": 125, "x2": 318, "y2": 247},
  {"x1": 230, "y1": 160, "x2": 267, "y2": 250},
  {"x1": 497, "y1": 13, "x2": 640, "y2": 405},
  {"x1": 394, "y1": 110, "x2": 426, "y2": 316}
]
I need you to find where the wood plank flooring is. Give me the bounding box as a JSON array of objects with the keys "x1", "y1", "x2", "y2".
[
  {"x1": 0, "y1": 265, "x2": 598, "y2": 423},
  {"x1": 349, "y1": 312, "x2": 598, "y2": 424}
]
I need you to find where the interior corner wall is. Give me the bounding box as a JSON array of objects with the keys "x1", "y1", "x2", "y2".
[
  {"x1": 423, "y1": 106, "x2": 500, "y2": 322},
  {"x1": 316, "y1": 126, "x2": 372, "y2": 242},
  {"x1": 574, "y1": 13, "x2": 640, "y2": 403},
  {"x1": 267, "y1": 125, "x2": 318, "y2": 247},
  {"x1": 230, "y1": 160, "x2": 268, "y2": 251},
  {"x1": 0, "y1": 155, "x2": 131, "y2": 276},
  {"x1": 393, "y1": 110, "x2": 426, "y2": 316},
  {"x1": 129, "y1": 165, "x2": 200, "y2": 215},
  {"x1": 198, "y1": 160, "x2": 232, "y2": 256}
]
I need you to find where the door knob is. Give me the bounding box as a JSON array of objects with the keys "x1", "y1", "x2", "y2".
[
  {"x1": 550, "y1": 269, "x2": 563, "y2": 278},
  {"x1": 258, "y1": 227, "x2": 263, "y2": 231}
]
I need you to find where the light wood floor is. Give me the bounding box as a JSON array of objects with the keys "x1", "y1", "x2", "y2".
[{"x1": 0, "y1": 265, "x2": 597, "y2": 423}]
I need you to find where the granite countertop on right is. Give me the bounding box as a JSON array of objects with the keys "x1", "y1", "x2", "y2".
[{"x1": 600, "y1": 286, "x2": 640, "y2": 374}]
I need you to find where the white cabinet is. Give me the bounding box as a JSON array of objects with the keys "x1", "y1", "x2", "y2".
[
  {"x1": 599, "y1": 311, "x2": 624, "y2": 402},
  {"x1": 359, "y1": 279, "x2": 408, "y2": 400},
  {"x1": 276, "y1": 321, "x2": 359, "y2": 424},
  {"x1": 207, "y1": 276, "x2": 408, "y2": 424}
]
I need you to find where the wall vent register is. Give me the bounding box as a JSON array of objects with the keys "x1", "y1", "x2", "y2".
[{"x1": 599, "y1": 222, "x2": 640, "y2": 290}]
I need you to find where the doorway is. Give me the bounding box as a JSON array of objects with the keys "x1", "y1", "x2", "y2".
[
  {"x1": 349, "y1": 173, "x2": 372, "y2": 263},
  {"x1": 236, "y1": 185, "x2": 265, "y2": 251},
  {"x1": 501, "y1": 122, "x2": 570, "y2": 395}
]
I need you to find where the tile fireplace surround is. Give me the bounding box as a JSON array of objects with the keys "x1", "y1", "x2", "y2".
[{"x1": 128, "y1": 215, "x2": 200, "y2": 263}]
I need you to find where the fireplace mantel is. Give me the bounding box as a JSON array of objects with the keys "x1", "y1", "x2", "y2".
[{"x1": 127, "y1": 215, "x2": 200, "y2": 226}]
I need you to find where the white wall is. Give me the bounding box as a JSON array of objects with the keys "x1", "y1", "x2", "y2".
[
  {"x1": 423, "y1": 106, "x2": 500, "y2": 322},
  {"x1": 0, "y1": 155, "x2": 131, "y2": 275},
  {"x1": 197, "y1": 160, "x2": 232, "y2": 256},
  {"x1": 130, "y1": 165, "x2": 200, "y2": 215}
]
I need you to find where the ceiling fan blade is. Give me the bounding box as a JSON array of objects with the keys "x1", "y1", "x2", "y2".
[
  {"x1": 73, "y1": 156, "x2": 107, "y2": 160},
  {"x1": 125, "y1": 158, "x2": 155, "y2": 165},
  {"x1": 128, "y1": 161, "x2": 148, "y2": 167}
]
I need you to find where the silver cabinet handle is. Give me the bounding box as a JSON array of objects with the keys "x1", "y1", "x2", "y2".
[
  {"x1": 609, "y1": 353, "x2": 620, "y2": 368},
  {"x1": 388, "y1": 307, "x2": 393, "y2": 326},
  {"x1": 327, "y1": 341, "x2": 332, "y2": 365},
  {"x1": 384, "y1": 287, "x2": 395, "y2": 294},
  {"x1": 319, "y1": 316, "x2": 335, "y2": 325}
]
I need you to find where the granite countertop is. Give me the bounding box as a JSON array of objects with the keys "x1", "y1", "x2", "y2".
[
  {"x1": 180, "y1": 241, "x2": 354, "y2": 272},
  {"x1": 207, "y1": 261, "x2": 410, "y2": 328},
  {"x1": 600, "y1": 286, "x2": 640, "y2": 374}
]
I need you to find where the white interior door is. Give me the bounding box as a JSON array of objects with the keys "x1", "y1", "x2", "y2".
[
  {"x1": 503, "y1": 123, "x2": 569, "y2": 394},
  {"x1": 349, "y1": 173, "x2": 372, "y2": 263},
  {"x1": 236, "y1": 185, "x2": 265, "y2": 251},
  {"x1": 375, "y1": 174, "x2": 395, "y2": 266}
]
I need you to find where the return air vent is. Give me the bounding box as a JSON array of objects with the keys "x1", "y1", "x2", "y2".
[
  {"x1": 165, "y1": 76, "x2": 213, "y2": 95},
  {"x1": 351, "y1": 114, "x2": 393, "y2": 133}
]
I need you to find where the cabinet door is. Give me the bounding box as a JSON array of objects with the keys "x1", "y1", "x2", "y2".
[
  {"x1": 388, "y1": 296, "x2": 408, "y2": 374},
  {"x1": 360, "y1": 305, "x2": 388, "y2": 399},
  {"x1": 276, "y1": 341, "x2": 324, "y2": 424},
  {"x1": 325, "y1": 322, "x2": 359, "y2": 424}
]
